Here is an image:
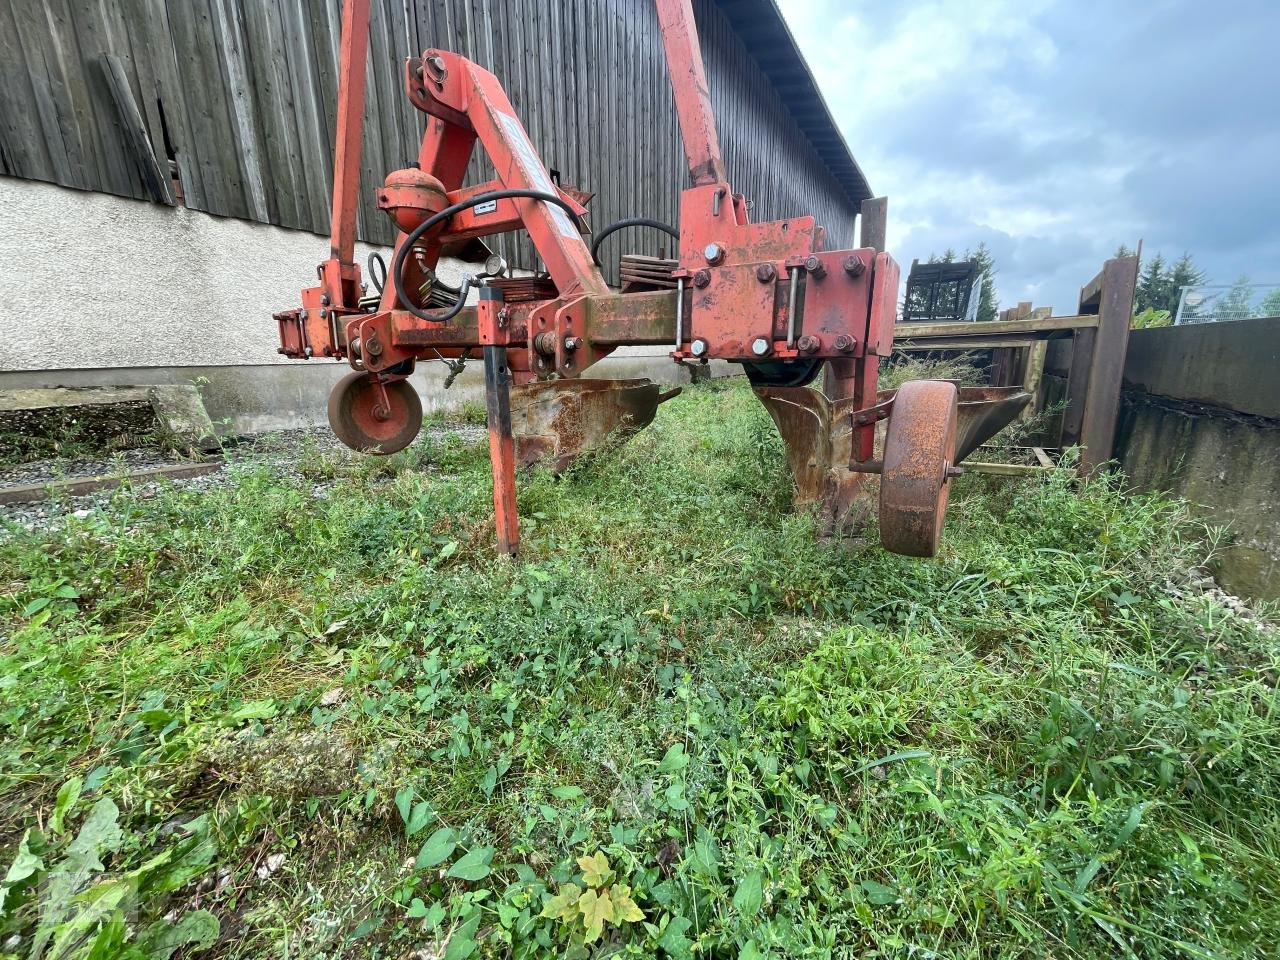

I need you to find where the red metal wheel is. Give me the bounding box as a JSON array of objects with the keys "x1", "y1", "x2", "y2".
[
  {"x1": 879, "y1": 379, "x2": 959, "y2": 557},
  {"x1": 327, "y1": 371, "x2": 422, "y2": 454}
]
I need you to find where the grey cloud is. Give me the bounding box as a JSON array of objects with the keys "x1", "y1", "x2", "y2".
[{"x1": 778, "y1": 0, "x2": 1280, "y2": 306}]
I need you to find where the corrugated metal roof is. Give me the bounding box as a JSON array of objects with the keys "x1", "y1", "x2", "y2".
[{"x1": 713, "y1": 0, "x2": 873, "y2": 208}]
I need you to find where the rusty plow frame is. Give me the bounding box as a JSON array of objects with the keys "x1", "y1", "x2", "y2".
[{"x1": 272, "y1": 0, "x2": 1032, "y2": 557}]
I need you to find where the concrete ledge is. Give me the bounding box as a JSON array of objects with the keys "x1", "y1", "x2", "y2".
[
  {"x1": 1117, "y1": 390, "x2": 1280, "y2": 601},
  {"x1": 0, "y1": 354, "x2": 738, "y2": 437},
  {"x1": 1123, "y1": 317, "x2": 1280, "y2": 420}
]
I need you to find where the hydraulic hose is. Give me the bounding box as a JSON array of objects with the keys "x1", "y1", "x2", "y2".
[
  {"x1": 366, "y1": 252, "x2": 387, "y2": 293},
  {"x1": 590, "y1": 217, "x2": 679, "y2": 267},
  {"x1": 392, "y1": 189, "x2": 585, "y2": 323}
]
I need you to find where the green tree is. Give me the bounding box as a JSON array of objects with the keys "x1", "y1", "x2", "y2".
[
  {"x1": 1260, "y1": 287, "x2": 1280, "y2": 317},
  {"x1": 1135, "y1": 253, "x2": 1168, "y2": 314},
  {"x1": 965, "y1": 241, "x2": 999, "y2": 321},
  {"x1": 1216, "y1": 274, "x2": 1255, "y2": 321},
  {"x1": 1166, "y1": 253, "x2": 1207, "y2": 317},
  {"x1": 1115, "y1": 243, "x2": 1136, "y2": 258}
]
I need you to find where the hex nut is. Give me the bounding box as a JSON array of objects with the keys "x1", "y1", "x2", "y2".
[
  {"x1": 690, "y1": 338, "x2": 709, "y2": 357},
  {"x1": 751, "y1": 337, "x2": 772, "y2": 357},
  {"x1": 755, "y1": 263, "x2": 777, "y2": 283},
  {"x1": 803, "y1": 255, "x2": 826, "y2": 279},
  {"x1": 843, "y1": 255, "x2": 866, "y2": 277},
  {"x1": 703, "y1": 243, "x2": 725, "y2": 265},
  {"x1": 796, "y1": 334, "x2": 821, "y2": 355},
  {"x1": 693, "y1": 268, "x2": 712, "y2": 288},
  {"x1": 834, "y1": 334, "x2": 855, "y2": 353}
]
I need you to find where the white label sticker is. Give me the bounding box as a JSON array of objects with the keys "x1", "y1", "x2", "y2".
[
  {"x1": 496, "y1": 111, "x2": 579, "y2": 240},
  {"x1": 473, "y1": 199, "x2": 498, "y2": 216}
]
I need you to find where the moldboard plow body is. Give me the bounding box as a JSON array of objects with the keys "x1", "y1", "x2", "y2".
[{"x1": 274, "y1": 0, "x2": 1029, "y2": 557}]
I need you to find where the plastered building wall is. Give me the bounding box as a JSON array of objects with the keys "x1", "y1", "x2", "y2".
[
  {"x1": 0, "y1": 177, "x2": 711, "y2": 433},
  {"x1": 0, "y1": 177, "x2": 443, "y2": 371}
]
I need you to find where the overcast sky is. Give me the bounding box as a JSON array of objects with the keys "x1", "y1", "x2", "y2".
[{"x1": 775, "y1": 0, "x2": 1280, "y2": 312}]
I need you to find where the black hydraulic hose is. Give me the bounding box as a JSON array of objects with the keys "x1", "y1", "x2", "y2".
[
  {"x1": 590, "y1": 217, "x2": 680, "y2": 267},
  {"x1": 393, "y1": 188, "x2": 585, "y2": 323},
  {"x1": 366, "y1": 252, "x2": 387, "y2": 293}
]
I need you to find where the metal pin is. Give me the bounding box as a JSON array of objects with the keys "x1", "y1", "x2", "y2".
[
  {"x1": 786, "y1": 267, "x2": 800, "y2": 349},
  {"x1": 675, "y1": 277, "x2": 684, "y2": 350}
]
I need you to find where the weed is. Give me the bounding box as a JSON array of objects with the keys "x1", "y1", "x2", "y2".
[{"x1": 0, "y1": 380, "x2": 1275, "y2": 959}]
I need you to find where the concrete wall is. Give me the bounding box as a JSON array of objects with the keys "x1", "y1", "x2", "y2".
[
  {"x1": 0, "y1": 177, "x2": 441, "y2": 371},
  {"x1": 1115, "y1": 317, "x2": 1280, "y2": 601},
  {"x1": 0, "y1": 178, "x2": 727, "y2": 433}
]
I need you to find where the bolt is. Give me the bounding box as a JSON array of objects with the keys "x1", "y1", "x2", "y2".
[
  {"x1": 299, "y1": 309, "x2": 308, "y2": 321},
  {"x1": 425, "y1": 55, "x2": 447, "y2": 82},
  {"x1": 320, "y1": 294, "x2": 331, "y2": 306},
  {"x1": 693, "y1": 268, "x2": 711, "y2": 288},
  {"x1": 564, "y1": 336, "x2": 581, "y2": 350},
  {"x1": 946, "y1": 465, "x2": 965, "y2": 478},
  {"x1": 365, "y1": 336, "x2": 383, "y2": 357},
  {"x1": 842, "y1": 255, "x2": 866, "y2": 277},
  {"x1": 318, "y1": 308, "x2": 328, "y2": 319},
  {"x1": 350, "y1": 337, "x2": 363, "y2": 358},
  {"x1": 690, "y1": 338, "x2": 709, "y2": 357},
  {"x1": 803, "y1": 255, "x2": 826, "y2": 279},
  {"x1": 755, "y1": 262, "x2": 777, "y2": 283},
  {"x1": 750, "y1": 337, "x2": 772, "y2": 357},
  {"x1": 534, "y1": 332, "x2": 557, "y2": 355},
  {"x1": 703, "y1": 242, "x2": 725, "y2": 265},
  {"x1": 834, "y1": 334, "x2": 856, "y2": 353},
  {"x1": 796, "y1": 334, "x2": 821, "y2": 355}
]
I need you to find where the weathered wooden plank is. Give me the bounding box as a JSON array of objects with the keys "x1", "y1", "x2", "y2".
[
  {"x1": 1020, "y1": 339, "x2": 1049, "y2": 422},
  {"x1": 137, "y1": 0, "x2": 207, "y2": 209},
  {"x1": 10, "y1": 0, "x2": 82, "y2": 187},
  {"x1": 241, "y1": 0, "x2": 299, "y2": 227},
  {"x1": 962, "y1": 461, "x2": 1070, "y2": 477},
  {"x1": 115, "y1": 0, "x2": 171, "y2": 194},
  {"x1": 165, "y1": 0, "x2": 240, "y2": 217},
  {"x1": 100, "y1": 53, "x2": 171, "y2": 202},
  {"x1": 1078, "y1": 255, "x2": 1138, "y2": 475},
  {"x1": 209, "y1": 0, "x2": 271, "y2": 222},
  {"x1": 894, "y1": 315, "x2": 1099, "y2": 340},
  {"x1": 280, "y1": 0, "x2": 333, "y2": 232},
  {"x1": 0, "y1": 0, "x2": 52, "y2": 179}
]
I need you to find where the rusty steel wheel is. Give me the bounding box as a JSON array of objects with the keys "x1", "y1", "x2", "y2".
[
  {"x1": 327, "y1": 371, "x2": 423, "y2": 454},
  {"x1": 879, "y1": 379, "x2": 958, "y2": 557}
]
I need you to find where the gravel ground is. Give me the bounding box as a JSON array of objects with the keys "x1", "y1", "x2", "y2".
[{"x1": 0, "y1": 424, "x2": 483, "y2": 532}]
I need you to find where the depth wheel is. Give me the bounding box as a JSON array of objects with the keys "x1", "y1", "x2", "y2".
[
  {"x1": 327, "y1": 371, "x2": 423, "y2": 454},
  {"x1": 879, "y1": 379, "x2": 958, "y2": 557}
]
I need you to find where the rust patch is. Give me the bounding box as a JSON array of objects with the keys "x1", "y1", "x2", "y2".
[{"x1": 511, "y1": 379, "x2": 680, "y2": 472}]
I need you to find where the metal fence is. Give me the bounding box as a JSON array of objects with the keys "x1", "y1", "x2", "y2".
[{"x1": 1175, "y1": 282, "x2": 1280, "y2": 324}]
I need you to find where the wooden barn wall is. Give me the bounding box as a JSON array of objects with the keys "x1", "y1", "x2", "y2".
[{"x1": 0, "y1": 0, "x2": 859, "y2": 275}]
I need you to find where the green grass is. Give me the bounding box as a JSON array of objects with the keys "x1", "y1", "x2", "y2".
[{"x1": 1, "y1": 380, "x2": 1277, "y2": 959}]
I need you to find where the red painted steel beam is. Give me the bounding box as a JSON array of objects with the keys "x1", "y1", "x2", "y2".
[
  {"x1": 410, "y1": 51, "x2": 610, "y2": 301},
  {"x1": 329, "y1": 0, "x2": 372, "y2": 266},
  {"x1": 655, "y1": 0, "x2": 728, "y2": 186}
]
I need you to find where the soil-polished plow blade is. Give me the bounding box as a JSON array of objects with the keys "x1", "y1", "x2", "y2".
[
  {"x1": 755, "y1": 383, "x2": 1032, "y2": 544},
  {"x1": 753, "y1": 386, "x2": 873, "y2": 536},
  {"x1": 877, "y1": 385, "x2": 1032, "y2": 464},
  {"x1": 511, "y1": 378, "x2": 681, "y2": 473}
]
